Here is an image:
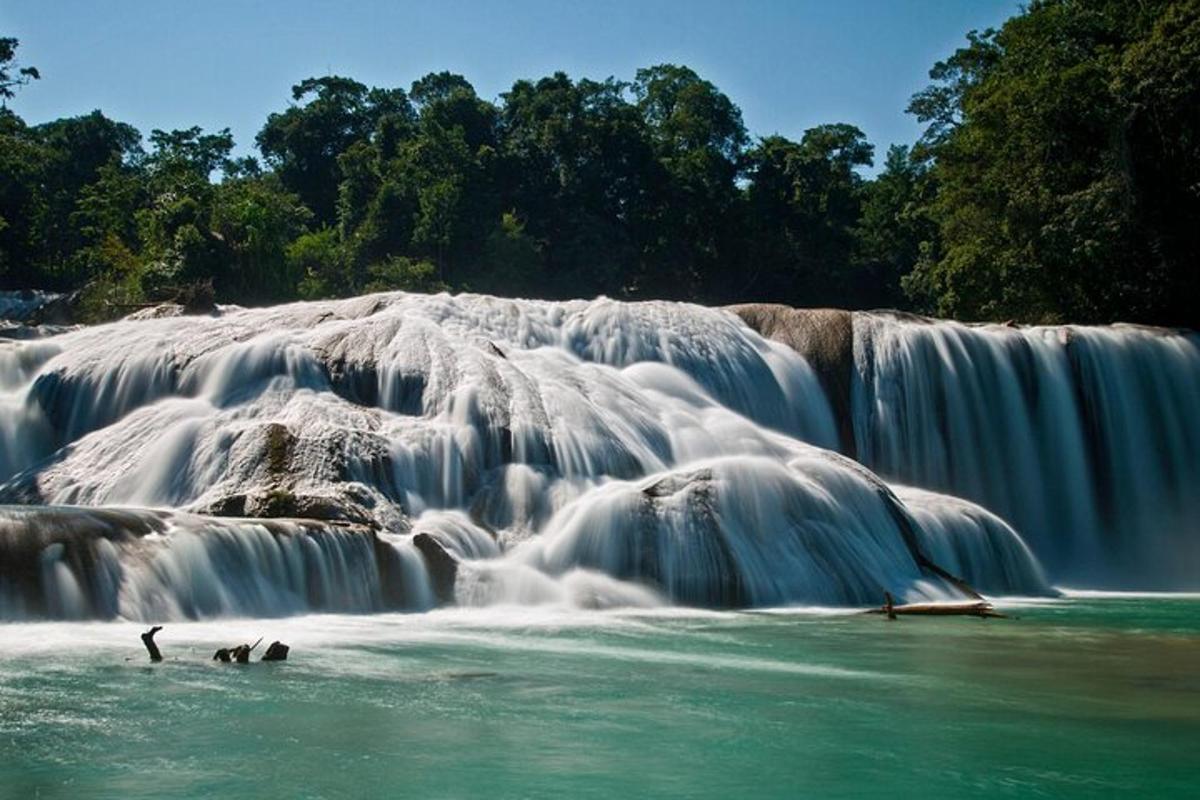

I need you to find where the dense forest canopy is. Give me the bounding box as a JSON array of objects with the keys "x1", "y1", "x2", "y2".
[{"x1": 0, "y1": 0, "x2": 1197, "y2": 327}]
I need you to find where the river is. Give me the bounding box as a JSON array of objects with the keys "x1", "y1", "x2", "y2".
[{"x1": 2, "y1": 594, "x2": 1197, "y2": 799}]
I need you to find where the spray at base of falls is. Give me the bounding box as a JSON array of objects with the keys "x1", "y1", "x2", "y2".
[{"x1": 0, "y1": 291, "x2": 1190, "y2": 620}]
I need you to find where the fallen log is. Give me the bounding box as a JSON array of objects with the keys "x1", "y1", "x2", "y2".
[{"x1": 867, "y1": 600, "x2": 1009, "y2": 619}]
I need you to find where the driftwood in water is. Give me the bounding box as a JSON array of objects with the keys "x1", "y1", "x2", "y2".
[
  {"x1": 140, "y1": 626, "x2": 164, "y2": 661},
  {"x1": 261, "y1": 641, "x2": 290, "y2": 661},
  {"x1": 868, "y1": 599, "x2": 1009, "y2": 619},
  {"x1": 214, "y1": 637, "x2": 264, "y2": 663}
]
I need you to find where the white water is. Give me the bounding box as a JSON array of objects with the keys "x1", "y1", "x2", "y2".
[
  {"x1": 509, "y1": 455, "x2": 1051, "y2": 606},
  {"x1": 3, "y1": 291, "x2": 1187, "y2": 620},
  {"x1": 852, "y1": 314, "x2": 1200, "y2": 586},
  {"x1": 0, "y1": 506, "x2": 394, "y2": 620}
]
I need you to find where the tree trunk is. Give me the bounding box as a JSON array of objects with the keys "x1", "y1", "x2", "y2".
[{"x1": 868, "y1": 600, "x2": 1008, "y2": 619}]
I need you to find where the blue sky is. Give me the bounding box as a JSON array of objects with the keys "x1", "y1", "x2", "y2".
[{"x1": 2, "y1": 1, "x2": 1018, "y2": 172}]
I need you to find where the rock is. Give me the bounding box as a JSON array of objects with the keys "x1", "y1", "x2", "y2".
[
  {"x1": 0, "y1": 506, "x2": 171, "y2": 619},
  {"x1": 642, "y1": 468, "x2": 713, "y2": 498},
  {"x1": 205, "y1": 494, "x2": 248, "y2": 517},
  {"x1": 28, "y1": 291, "x2": 79, "y2": 326},
  {"x1": 728, "y1": 304, "x2": 857, "y2": 455},
  {"x1": 261, "y1": 641, "x2": 289, "y2": 661},
  {"x1": 413, "y1": 532, "x2": 458, "y2": 605},
  {"x1": 176, "y1": 279, "x2": 217, "y2": 315},
  {"x1": 125, "y1": 303, "x2": 187, "y2": 321},
  {"x1": 207, "y1": 487, "x2": 375, "y2": 526},
  {"x1": 0, "y1": 322, "x2": 78, "y2": 340}
]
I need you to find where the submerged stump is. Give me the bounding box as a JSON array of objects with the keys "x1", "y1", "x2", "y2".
[{"x1": 140, "y1": 626, "x2": 164, "y2": 662}]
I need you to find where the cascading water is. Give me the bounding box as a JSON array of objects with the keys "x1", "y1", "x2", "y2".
[
  {"x1": 0, "y1": 506, "x2": 403, "y2": 620},
  {"x1": 4, "y1": 290, "x2": 1182, "y2": 621},
  {"x1": 849, "y1": 314, "x2": 1200, "y2": 587},
  {"x1": 508, "y1": 455, "x2": 1050, "y2": 606},
  {"x1": 893, "y1": 486, "x2": 1050, "y2": 596}
]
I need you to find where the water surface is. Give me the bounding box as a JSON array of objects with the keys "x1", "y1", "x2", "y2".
[{"x1": 2, "y1": 595, "x2": 1197, "y2": 798}]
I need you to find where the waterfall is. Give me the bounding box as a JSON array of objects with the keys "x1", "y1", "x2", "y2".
[
  {"x1": 4, "y1": 290, "x2": 1189, "y2": 620},
  {"x1": 505, "y1": 455, "x2": 1048, "y2": 607},
  {"x1": 895, "y1": 487, "x2": 1051, "y2": 596},
  {"x1": 851, "y1": 314, "x2": 1200, "y2": 587},
  {"x1": 0, "y1": 506, "x2": 393, "y2": 621}
]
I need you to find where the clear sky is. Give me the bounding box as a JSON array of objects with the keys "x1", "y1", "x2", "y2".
[{"x1": 2, "y1": 1, "x2": 1019, "y2": 172}]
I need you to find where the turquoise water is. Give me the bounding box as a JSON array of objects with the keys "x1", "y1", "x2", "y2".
[{"x1": 2, "y1": 596, "x2": 1197, "y2": 799}]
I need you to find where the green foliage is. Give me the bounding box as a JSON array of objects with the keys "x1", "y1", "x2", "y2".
[
  {"x1": 135, "y1": 129, "x2": 226, "y2": 298},
  {"x1": 0, "y1": 37, "x2": 39, "y2": 100},
  {"x1": 499, "y1": 73, "x2": 654, "y2": 298},
  {"x1": 363, "y1": 256, "x2": 447, "y2": 294},
  {"x1": 857, "y1": 146, "x2": 937, "y2": 308},
  {"x1": 0, "y1": 109, "x2": 141, "y2": 288},
  {"x1": 2, "y1": 14, "x2": 1198, "y2": 327},
  {"x1": 148, "y1": 127, "x2": 235, "y2": 176},
  {"x1": 741, "y1": 126, "x2": 874, "y2": 306},
  {"x1": 289, "y1": 228, "x2": 346, "y2": 299},
  {"x1": 256, "y1": 76, "x2": 413, "y2": 225},
  {"x1": 633, "y1": 64, "x2": 747, "y2": 299},
  {"x1": 477, "y1": 211, "x2": 543, "y2": 296},
  {"x1": 211, "y1": 175, "x2": 311, "y2": 303},
  {"x1": 905, "y1": 0, "x2": 1200, "y2": 326},
  {"x1": 73, "y1": 233, "x2": 145, "y2": 322}
]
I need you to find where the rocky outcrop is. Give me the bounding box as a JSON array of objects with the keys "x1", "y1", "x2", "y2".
[
  {"x1": 728, "y1": 305, "x2": 856, "y2": 455},
  {"x1": 412, "y1": 532, "x2": 458, "y2": 605}
]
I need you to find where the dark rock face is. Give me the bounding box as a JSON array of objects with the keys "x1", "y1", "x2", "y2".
[
  {"x1": 412, "y1": 532, "x2": 458, "y2": 605},
  {"x1": 0, "y1": 290, "x2": 78, "y2": 326},
  {"x1": 728, "y1": 305, "x2": 856, "y2": 456},
  {"x1": 0, "y1": 322, "x2": 78, "y2": 340},
  {"x1": 262, "y1": 641, "x2": 290, "y2": 661},
  {"x1": 205, "y1": 489, "x2": 377, "y2": 526}
]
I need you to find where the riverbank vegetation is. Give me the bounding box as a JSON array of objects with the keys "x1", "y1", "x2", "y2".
[{"x1": 1, "y1": 0, "x2": 1196, "y2": 327}]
